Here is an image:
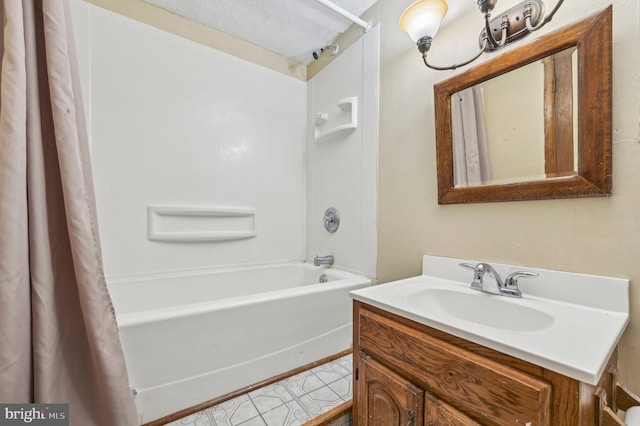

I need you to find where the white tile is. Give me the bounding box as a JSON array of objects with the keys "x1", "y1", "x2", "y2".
[
  {"x1": 337, "y1": 355, "x2": 353, "y2": 375},
  {"x1": 207, "y1": 395, "x2": 260, "y2": 426},
  {"x1": 297, "y1": 387, "x2": 343, "y2": 417},
  {"x1": 313, "y1": 360, "x2": 351, "y2": 383},
  {"x1": 229, "y1": 400, "x2": 261, "y2": 425},
  {"x1": 282, "y1": 370, "x2": 324, "y2": 396},
  {"x1": 249, "y1": 384, "x2": 294, "y2": 413},
  {"x1": 215, "y1": 395, "x2": 251, "y2": 412},
  {"x1": 237, "y1": 416, "x2": 266, "y2": 426},
  {"x1": 166, "y1": 412, "x2": 212, "y2": 426},
  {"x1": 328, "y1": 377, "x2": 352, "y2": 400},
  {"x1": 305, "y1": 386, "x2": 343, "y2": 404},
  {"x1": 249, "y1": 383, "x2": 292, "y2": 400},
  {"x1": 260, "y1": 400, "x2": 310, "y2": 426}
]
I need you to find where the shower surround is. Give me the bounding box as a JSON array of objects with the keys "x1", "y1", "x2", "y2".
[{"x1": 70, "y1": 0, "x2": 378, "y2": 279}]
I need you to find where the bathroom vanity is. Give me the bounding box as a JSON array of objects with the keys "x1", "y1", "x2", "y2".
[{"x1": 351, "y1": 256, "x2": 629, "y2": 425}]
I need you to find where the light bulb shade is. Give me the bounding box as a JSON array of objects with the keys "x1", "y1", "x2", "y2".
[{"x1": 399, "y1": 0, "x2": 448, "y2": 43}]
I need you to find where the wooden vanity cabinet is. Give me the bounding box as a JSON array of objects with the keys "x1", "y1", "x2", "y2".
[
  {"x1": 358, "y1": 354, "x2": 424, "y2": 426},
  {"x1": 353, "y1": 301, "x2": 617, "y2": 426}
]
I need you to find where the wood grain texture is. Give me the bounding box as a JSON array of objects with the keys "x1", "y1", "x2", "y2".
[
  {"x1": 358, "y1": 306, "x2": 551, "y2": 425},
  {"x1": 357, "y1": 353, "x2": 424, "y2": 426},
  {"x1": 434, "y1": 6, "x2": 612, "y2": 204},
  {"x1": 543, "y1": 48, "x2": 576, "y2": 177},
  {"x1": 595, "y1": 388, "x2": 627, "y2": 426},
  {"x1": 616, "y1": 383, "x2": 640, "y2": 412},
  {"x1": 425, "y1": 391, "x2": 481, "y2": 426},
  {"x1": 578, "y1": 352, "x2": 619, "y2": 425}
]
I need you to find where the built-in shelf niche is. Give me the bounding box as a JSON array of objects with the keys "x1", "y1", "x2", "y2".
[
  {"x1": 147, "y1": 206, "x2": 256, "y2": 242},
  {"x1": 314, "y1": 96, "x2": 358, "y2": 141}
]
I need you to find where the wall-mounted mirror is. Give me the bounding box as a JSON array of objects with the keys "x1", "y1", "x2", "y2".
[{"x1": 434, "y1": 7, "x2": 611, "y2": 204}]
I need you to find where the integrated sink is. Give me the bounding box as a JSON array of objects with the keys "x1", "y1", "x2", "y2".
[
  {"x1": 350, "y1": 255, "x2": 630, "y2": 385},
  {"x1": 407, "y1": 288, "x2": 554, "y2": 332}
]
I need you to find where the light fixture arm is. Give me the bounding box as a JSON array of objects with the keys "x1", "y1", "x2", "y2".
[
  {"x1": 416, "y1": 1, "x2": 508, "y2": 71},
  {"x1": 525, "y1": 0, "x2": 565, "y2": 32},
  {"x1": 422, "y1": 37, "x2": 489, "y2": 71},
  {"x1": 484, "y1": 12, "x2": 499, "y2": 49},
  {"x1": 493, "y1": 15, "x2": 510, "y2": 48}
]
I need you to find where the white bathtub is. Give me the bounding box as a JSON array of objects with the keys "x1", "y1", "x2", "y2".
[{"x1": 108, "y1": 262, "x2": 371, "y2": 423}]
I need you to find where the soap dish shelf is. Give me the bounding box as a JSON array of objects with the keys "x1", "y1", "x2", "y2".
[{"x1": 314, "y1": 96, "x2": 358, "y2": 141}]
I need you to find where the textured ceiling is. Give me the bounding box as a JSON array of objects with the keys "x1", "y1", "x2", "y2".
[{"x1": 143, "y1": 0, "x2": 379, "y2": 65}]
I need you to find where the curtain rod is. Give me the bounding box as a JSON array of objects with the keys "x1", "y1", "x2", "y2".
[{"x1": 312, "y1": 0, "x2": 372, "y2": 31}]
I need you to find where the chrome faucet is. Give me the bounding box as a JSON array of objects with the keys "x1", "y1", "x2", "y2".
[
  {"x1": 314, "y1": 255, "x2": 334, "y2": 267},
  {"x1": 460, "y1": 262, "x2": 537, "y2": 298}
]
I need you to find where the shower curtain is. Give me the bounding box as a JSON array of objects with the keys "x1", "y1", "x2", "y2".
[
  {"x1": 0, "y1": 1, "x2": 138, "y2": 425},
  {"x1": 451, "y1": 86, "x2": 492, "y2": 187}
]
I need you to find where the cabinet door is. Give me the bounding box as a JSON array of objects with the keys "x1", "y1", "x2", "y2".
[
  {"x1": 356, "y1": 352, "x2": 423, "y2": 426},
  {"x1": 425, "y1": 391, "x2": 481, "y2": 426}
]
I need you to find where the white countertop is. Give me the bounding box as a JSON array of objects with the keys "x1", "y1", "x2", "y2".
[{"x1": 351, "y1": 255, "x2": 629, "y2": 385}]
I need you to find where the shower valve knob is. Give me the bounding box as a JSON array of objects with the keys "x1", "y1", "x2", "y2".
[{"x1": 323, "y1": 207, "x2": 340, "y2": 233}]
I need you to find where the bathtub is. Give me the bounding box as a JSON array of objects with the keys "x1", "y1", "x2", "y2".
[{"x1": 107, "y1": 262, "x2": 372, "y2": 423}]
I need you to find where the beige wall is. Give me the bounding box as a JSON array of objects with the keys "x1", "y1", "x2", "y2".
[
  {"x1": 482, "y1": 60, "x2": 546, "y2": 183},
  {"x1": 378, "y1": 0, "x2": 640, "y2": 393}
]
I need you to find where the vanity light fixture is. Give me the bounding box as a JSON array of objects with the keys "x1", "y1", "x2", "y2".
[{"x1": 400, "y1": 0, "x2": 565, "y2": 70}]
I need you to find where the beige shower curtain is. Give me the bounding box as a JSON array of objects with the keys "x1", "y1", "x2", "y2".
[
  {"x1": 0, "y1": 1, "x2": 138, "y2": 424},
  {"x1": 451, "y1": 86, "x2": 492, "y2": 187}
]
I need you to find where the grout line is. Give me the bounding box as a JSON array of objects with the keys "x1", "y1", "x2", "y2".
[
  {"x1": 281, "y1": 382, "x2": 315, "y2": 419},
  {"x1": 246, "y1": 395, "x2": 268, "y2": 426},
  {"x1": 249, "y1": 392, "x2": 297, "y2": 426}
]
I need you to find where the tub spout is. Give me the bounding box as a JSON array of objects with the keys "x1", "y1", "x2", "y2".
[{"x1": 314, "y1": 255, "x2": 334, "y2": 267}]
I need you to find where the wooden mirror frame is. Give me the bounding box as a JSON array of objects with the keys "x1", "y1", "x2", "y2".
[{"x1": 434, "y1": 6, "x2": 612, "y2": 204}]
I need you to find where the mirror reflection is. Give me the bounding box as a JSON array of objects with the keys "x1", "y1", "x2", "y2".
[{"x1": 451, "y1": 47, "x2": 578, "y2": 188}]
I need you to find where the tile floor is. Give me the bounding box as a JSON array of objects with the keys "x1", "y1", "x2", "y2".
[{"x1": 166, "y1": 354, "x2": 353, "y2": 426}]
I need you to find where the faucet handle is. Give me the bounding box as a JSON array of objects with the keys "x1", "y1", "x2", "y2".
[
  {"x1": 459, "y1": 263, "x2": 484, "y2": 291},
  {"x1": 459, "y1": 262, "x2": 477, "y2": 271},
  {"x1": 505, "y1": 271, "x2": 538, "y2": 286}
]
